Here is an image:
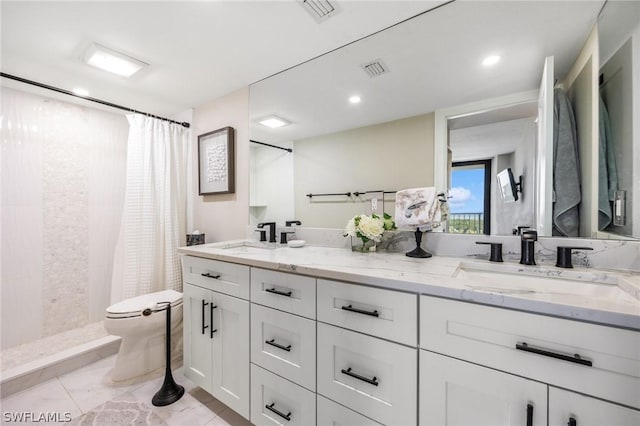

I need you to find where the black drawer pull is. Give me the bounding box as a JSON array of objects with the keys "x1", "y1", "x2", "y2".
[
  {"x1": 265, "y1": 339, "x2": 291, "y2": 352},
  {"x1": 201, "y1": 272, "x2": 221, "y2": 279},
  {"x1": 516, "y1": 342, "x2": 592, "y2": 367},
  {"x1": 265, "y1": 403, "x2": 291, "y2": 421},
  {"x1": 201, "y1": 300, "x2": 209, "y2": 335},
  {"x1": 210, "y1": 304, "x2": 218, "y2": 338},
  {"x1": 341, "y1": 304, "x2": 379, "y2": 317},
  {"x1": 341, "y1": 367, "x2": 379, "y2": 386},
  {"x1": 265, "y1": 287, "x2": 292, "y2": 297},
  {"x1": 568, "y1": 417, "x2": 577, "y2": 426},
  {"x1": 526, "y1": 404, "x2": 533, "y2": 426}
]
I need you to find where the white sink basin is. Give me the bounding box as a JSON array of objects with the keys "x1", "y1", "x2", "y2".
[
  {"x1": 452, "y1": 261, "x2": 640, "y2": 302},
  {"x1": 205, "y1": 240, "x2": 280, "y2": 253}
]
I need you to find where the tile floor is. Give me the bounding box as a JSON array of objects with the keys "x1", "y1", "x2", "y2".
[{"x1": 0, "y1": 355, "x2": 252, "y2": 426}]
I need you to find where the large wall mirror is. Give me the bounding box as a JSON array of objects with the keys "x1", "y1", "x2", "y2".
[{"x1": 249, "y1": 0, "x2": 639, "y2": 240}]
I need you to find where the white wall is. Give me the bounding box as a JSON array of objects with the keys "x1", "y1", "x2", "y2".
[
  {"x1": 1, "y1": 87, "x2": 128, "y2": 349},
  {"x1": 601, "y1": 37, "x2": 634, "y2": 237},
  {"x1": 450, "y1": 117, "x2": 536, "y2": 235},
  {"x1": 249, "y1": 141, "x2": 294, "y2": 226},
  {"x1": 294, "y1": 113, "x2": 434, "y2": 228},
  {"x1": 191, "y1": 87, "x2": 250, "y2": 242}
]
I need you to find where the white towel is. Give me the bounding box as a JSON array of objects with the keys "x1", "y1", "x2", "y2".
[{"x1": 395, "y1": 187, "x2": 443, "y2": 228}]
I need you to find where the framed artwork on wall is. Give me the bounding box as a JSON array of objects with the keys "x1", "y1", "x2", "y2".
[{"x1": 198, "y1": 126, "x2": 235, "y2": 195}]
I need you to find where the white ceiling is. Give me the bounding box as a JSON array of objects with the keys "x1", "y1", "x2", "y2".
[
  {"x1": 250, "y1": 0, "x2": 604, "y2": 143},
  {"x1": 0, "y1": 0, "x2": 447, "y2": 117}
]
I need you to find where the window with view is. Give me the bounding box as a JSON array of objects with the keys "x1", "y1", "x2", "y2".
[{"x1": 449, "y1": 160, "x2": 491, "y2": 234}]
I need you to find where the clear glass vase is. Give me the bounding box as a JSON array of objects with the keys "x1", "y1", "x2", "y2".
[{"x1": 351, "y1": 237, "x2": 377, "y2": 252}]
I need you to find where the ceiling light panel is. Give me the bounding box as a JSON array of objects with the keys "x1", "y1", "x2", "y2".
[
  {"x1": 82, "y1": 43, "x2": 148, "y2": 77},
  {"x1": 482, "y1": 55, "x2": 501, "y2": 66},
  {"x1": 259, "y1": 115, "x2": 290, "y2": 128}
]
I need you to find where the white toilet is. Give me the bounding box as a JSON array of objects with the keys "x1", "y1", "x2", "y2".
[{"x1": 104, "y1": 289, "x2": 183, "y2": 382}]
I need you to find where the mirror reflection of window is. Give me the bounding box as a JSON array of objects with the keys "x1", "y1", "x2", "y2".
[{"x1": 449, "y1": 160, "x2": 491, "y2": 235}]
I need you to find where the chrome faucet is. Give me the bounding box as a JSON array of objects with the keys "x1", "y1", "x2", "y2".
[
  {"x1": 257, "y1": 222, "x2": 277, "y2": 243},
  {"x1": 519, "y1": 229, "x2": 538, "y2": 265}
]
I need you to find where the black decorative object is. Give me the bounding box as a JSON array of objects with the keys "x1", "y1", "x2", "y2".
[
  {"x1": 475, "y1": 241, "x2": 504, "y2": 262},
  {"x1": 515, "y1": 342, "x2": 592, "y2": 366},
  {"x1": 341, "y1": 367, "x2": 379, "y2": 386},
  {"x1": 152, "y1": 302, "x2": 184, "y2": 407},
  {"x1": 186, "y1": 233, "x2": 205, "y2": 246},
  {"x1": 555, "y1": 246, "x2": 593, "y2": 268},
  {"x1": 406, "y1": 228, "x2": 432, "y2": 258},
  {"x1": 519, "y1": 229, "x2": 538, "y2": 265}
]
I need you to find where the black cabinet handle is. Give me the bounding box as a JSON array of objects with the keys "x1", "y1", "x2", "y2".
[
  {"x1": 201, "y1": 272, "x2": 221, "y2": 279},
  {"x1": 526, "y1": 404, "x2": 533, "y2": 426},
  {"x1": 209, "y1": 304, "x2": 218, "y2": 338},
  {"x1": 265, "y1": 287, "x2": 292, "y2": 297},
  {"x1": 265, "y1": 339, "x2": 291, "y2": 352},
  {"x1": 341, "y1": 304, "x2": 379, "y2": 317},
  {"x1": 516, "y1": 342, "x2": 592, "y2": 366},
  {"x1": 265, "y1": 403, "x2": 291, "y2": 422},
  {"x1": 201, "y1": 300, "x2": 209, "y2": 335},
  {"x1": 568, "y1": 417, "x2": 577, "y2": 426},
  {"x1": 341, "y1": 367, "x2": 379, "y2": 386}
]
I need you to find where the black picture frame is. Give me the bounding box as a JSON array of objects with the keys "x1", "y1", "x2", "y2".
[{"x1": 198, "y1": 127, "x2": 235, "y2": 195}]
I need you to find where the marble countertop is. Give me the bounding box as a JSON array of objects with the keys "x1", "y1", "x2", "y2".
[{"x1": 178, "y1": 240, "x2": 640, "y2": 330}]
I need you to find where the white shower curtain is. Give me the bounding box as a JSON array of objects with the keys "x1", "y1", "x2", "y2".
[{"x1": 111, "y1": 114, "x2": 190, "y2": 302}]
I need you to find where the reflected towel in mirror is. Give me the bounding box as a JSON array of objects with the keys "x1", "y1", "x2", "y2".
[{"x1": 395, "y1": 187, "x2": 444, "y2": 228}]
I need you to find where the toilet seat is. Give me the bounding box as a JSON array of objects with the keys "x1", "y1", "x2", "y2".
[{"x1": 106, "y1": 289, "x2": 183, "y2": 319}]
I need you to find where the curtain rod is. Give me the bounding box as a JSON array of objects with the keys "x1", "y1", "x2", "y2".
[
  {"x1": 250, "y1": 139, "x2": 293, "y2": 153},
  {"x1": 0, "y1": 72, "x2": 190, "y2": 128}
]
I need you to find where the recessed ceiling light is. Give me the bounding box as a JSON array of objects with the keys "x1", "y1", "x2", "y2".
[
  {"x1": 82, "y1": 43, "x2": 147, "y2": 77},
  {"x1": 259, "y1": 115, "x2": 290, "y2": 128},
  {"x1": 349, "y1": 96, "x2": 361, "y2": 104},
  {"x1": 72, "y1": 88, "x2": 90, "y2": 97},
  {"x1": 482, "y1": 55, "x2": 501, "y2": 66}
]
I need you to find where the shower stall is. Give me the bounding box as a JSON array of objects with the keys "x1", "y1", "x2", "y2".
[{"x1": 1, "y1": 86, "x2": 129, "y2": 385}]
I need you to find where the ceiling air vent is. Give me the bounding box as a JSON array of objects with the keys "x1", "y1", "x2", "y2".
[
  {"x1": 300, "y1": 0, "x2": 338, "y2": 22},
  {"x1": 362, "y1": 60, "x2": 389, "y2": 78}
]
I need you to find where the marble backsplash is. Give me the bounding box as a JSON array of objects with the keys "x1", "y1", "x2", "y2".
[{"x1": 246, "y1": 226, "x2": 640, "y2": 273}]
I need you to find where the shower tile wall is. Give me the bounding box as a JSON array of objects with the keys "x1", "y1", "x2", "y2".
[
  {"x1": 42, "y1": 108, "x2": 90, "y2": 335},
  {"x1": 1, "y1": 88, "x2": 128, "y2": 350}
]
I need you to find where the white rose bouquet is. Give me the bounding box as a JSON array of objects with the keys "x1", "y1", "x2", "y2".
[{"x1": 344, "y1": 213, "x2": 397, "y2": 247}]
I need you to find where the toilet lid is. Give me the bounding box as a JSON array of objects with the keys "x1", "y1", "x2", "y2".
[{"x1": 106, "y1": 289, "x2": 183, "y2": 319}]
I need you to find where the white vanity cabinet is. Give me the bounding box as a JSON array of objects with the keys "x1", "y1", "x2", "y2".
[
  {"x1": 250, "y1": 302, "x2": 316, "y2": 391},
  {"x1": 419, "y1": 350, "x2": 547, "y2": 426},
  {"x1": 317, "y1": 395, "x2": 384, "y2": 426},
  {"x1": 249, "y1": 268, "x2": 318, "y2": 425},
  {"x1": 317, "y1": 280, "x2": 418, "y2": 426},
  {"x1": 180, "y1": 249, "x2": 639, "y2": 426},
  {"x1": 419, "y1": 295, "x2": 640, "y2": 426},
  {"x1": 251, "y1": 363, "x2": 316, "y2": 426},
  {"x1": 548, "y1": 387, "x2": 640, "y2": 426},
  {"x1": 182, "y1": 256, "x2": 250, "y2": 420}
]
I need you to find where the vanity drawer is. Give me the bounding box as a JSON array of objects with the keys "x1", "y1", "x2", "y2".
[
  {"x1": 181, "y1": 255, "x2": 250, "y2": 300},
  {"x1": 250, "y1": 303, "x2": 316, "y2": 390},
  {"x1": 250, "y1": 364, "x2": 316, "y2": 426},
  {"x1": 420, "y1": 295, "x2": 640, "y2": 409},
  {"x1": 317, "y1": 279, "x2": 417, "y2": 346},
  {"x1": 317, "y1": 323, "x2": 417, "y2": 426},
  {"x1": 251, "y1": 268, "x2": 316, "y2": 319},
  {"x1": 317, "y1": 395, "x2": 383, "y2": 426}
]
